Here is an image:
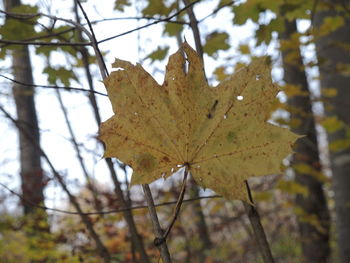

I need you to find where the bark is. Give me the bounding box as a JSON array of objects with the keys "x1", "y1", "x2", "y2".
[
  {"x1": 4, "y1": 0, "x2": 46, "y2": 219},
  {"x1": 314, "y1": 2, "x2": 350, "y2": 262},
  {"x1": 280, "y1": 19, "x2": 330, "y2": 263}
]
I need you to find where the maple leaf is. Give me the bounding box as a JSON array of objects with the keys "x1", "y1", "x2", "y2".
[{"x1": 99, "y1": 42, "x2": 298, "y2": 201}]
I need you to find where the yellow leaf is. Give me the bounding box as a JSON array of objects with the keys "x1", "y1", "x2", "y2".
[
  {"x1": 99, "y1": 42, "x2": 298, "y2": 201},
  {"x1": 277, "y1": 180, "x2": 308, "y2": 197},
  {"x1": 316, "y1": 16, "x2": 344, "y2": 37},
  {"x1": 322, "y1": 88, "x2": 337, "y2": 98},
  {"x1": 213, "y1": 66, "x2": 229, "y2": 81},
  {"x1": 238, "y1": 44, "x2": 251, "y2": 55},
  {"x1": 321, "y1": 116, "x2": 344, "y2": 133},
  {"x1": 282, "y1": 84, "x2": 308, "y2": 97}
]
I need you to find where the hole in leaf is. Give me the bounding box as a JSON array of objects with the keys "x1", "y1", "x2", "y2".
[
  {"x1": 237, "y1": 95, "x2": 244, "y2": 101},
  {"x1": 255, "y1": 74, "x2": 261, "y2": 80},
  {"x1": 223, "y1": 114, "x2": 227, "y2": 119}
]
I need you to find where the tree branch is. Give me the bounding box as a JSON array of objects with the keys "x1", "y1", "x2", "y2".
[
  {"x1": 0, "y1": 38, "x2": 89, "y2": 46},
  {"x1": 0, "y1": 179, "x2": 220, "y2": 215},
  {"x1": 97, "y1": 0, "x2": 203, "y2": 44},
  {"x1": 76, "y1": 0, "x2": 108, "y2": 77},
  {"x1": 142, "y1": 184, "x2": 172, "y2": 263},
  {"x1": 242, "y1": 181, "x2": 276, "y2": 263},
  {"x1": 0, "y1": 74, "x2": 107, "y2": 96}
]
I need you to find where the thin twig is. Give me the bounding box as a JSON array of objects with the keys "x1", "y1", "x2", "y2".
[
  {"x1": 90, "y1": 16, "x2": 188, "y2": 25},
  {"x1": 55, "y1": 87, "x2": 102, "y2": 212},
  {"x1": 142, "y1": 184, "x2": 172, "y2": 263},
  {"x1": 0, "y1": 9, "x2": 106, "y2": 79},
  {"x1": 0, "y1": 38, "x2": 89, "y2": 46},
  {"x1": 97, "y1": 0, "x2": 202, "y2": 44},
  {"x1": 72, "y1": 1, "x2": 103, "y2": 127},
  {"x1": 242, "y1": 180, "x2": 276, "y2": 263},
  {"x1": 76, "y1": 0, "x2": 109, "y2": 77},
  {"x1": 142, "y1": 168, "x2": 189, "y2": 263},
  {"x1": 0, "y1": 180, "x2": 220, "y2": 215},
  {"x1": 0, "y1": 74, "x2": 107, "y2": 96},
  {"x1": 0, "y1": 27, "x2": 77, "y2": 49},
  {"x1": 162, "y1": 168, "x2": 189, "y2": 241},
  {"x1": 198, "y1": 1, "x2": 235, "y2": 23}
]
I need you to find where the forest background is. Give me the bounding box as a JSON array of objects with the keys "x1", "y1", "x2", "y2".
[{"x1": 0, "y1": 0, "x2": 349, "y2": 262}]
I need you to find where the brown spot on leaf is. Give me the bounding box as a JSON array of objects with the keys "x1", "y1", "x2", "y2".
[
  {"x1": 136, "y1": 153, "x2": 157, "y2": 172},
  {"x1": 162, "y1": 156, "x2": 170, "y2": 163}
]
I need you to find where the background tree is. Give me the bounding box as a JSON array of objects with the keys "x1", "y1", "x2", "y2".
[
  {"x1": 314, "y1": 1, "x2": 350, "y2": 262},
  {"x1": 3, "y1": 0, "x2": 47, "y2": 232}
]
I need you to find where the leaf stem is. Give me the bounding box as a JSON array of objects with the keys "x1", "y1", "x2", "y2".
[
  {"x1": 243, "y1": 180, "x2": 276, "y2": 263},
  {"x1": 163, "y1": 167, "x2": 189, "y2": 240}
]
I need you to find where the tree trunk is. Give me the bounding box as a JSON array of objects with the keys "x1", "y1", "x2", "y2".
[
  {"x1": 4, "y1": 0, "x2": 46, "y2": 220},
  {"x1": 280, "y1": 19, "x2": 330, "y2": 263},
  {"x1": 314, "y1": 2, "x2": 350, "y2": 262}
]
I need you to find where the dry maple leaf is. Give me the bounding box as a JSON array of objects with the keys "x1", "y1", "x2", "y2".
[{"x1": 99, "y1": 42, "x2": 298, "y2": 201}]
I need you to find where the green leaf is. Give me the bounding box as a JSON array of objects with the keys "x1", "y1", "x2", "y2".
[
  {"x1": 238, "y1": 44, "x2": 251, "y2": 55},
  {"x1": 317, "y1": 16, "x2": 345, "y2": 37},
  {"x1": 232, "y1": 1, "x2": 261, "y2": 25},
  {"x1": 43, "y1": 66, "x2": 77, "y2": 86},
  {"x1": 213, "y1": 66, "x2": 229, "y2": 81},
  {"x1": 260, "y1": 0, "x2": 284, "y2": 13},
  {"x1": 163, "y1": 22, "x2": 184, "y2": 36},
  {"x1": 145, "y1": 46, "x2": 169, "y2": 62},
  {"x1": 35, "y1": 26, "x2": 78, "y2": 57},
  {"x1": 253, "y1": 17, "x2": 286, "y2": 47},
  {"x1": 142, "y1": 0, "x2": 175, "y2": 16},
  {"x1": 321, "y1": 116, "x2": 344, "y2": 133},
  {"x1": 114, "y1": 0, "x2": 131, "y2": 11},
  {"x1": 282, "y1": 0, "x2": 313, "y2": 21},
  {"x1": 218, "y1": 0, "x2": 233, "y2": 8},
  {"x1": 277, "y1": 179, "x2": 308, "y2": 196},
  {"x1": 203, "y1": 32, "x2": 230, "y2": 56},
  {"x1": 0, "y1": 4, "x2": 39, "y2": 41}
]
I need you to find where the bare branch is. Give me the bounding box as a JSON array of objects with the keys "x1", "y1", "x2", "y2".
[
  {"x1": 90, "y1": 16, "x2": 188, "y2": 25},
  {"x1": 0, "y1": 38, "x2": 89, "y2": 46},
  {"x1": 76, "y1": 0, "x2": 108, "y2": 77},
  {"x1": 243, "y1": 181, "x2": 276, "y2": 263},
  {"x1": 198, "y1": 1, "x2": 235, "y2": 23},
  {"x1": 0, "y1": 74, "x2": 107, "y2": 96},
  {"x1": 0, "y1": 180, "x2": 221, "y2": 215},
  {"x1": 97, "y1": 0, "x2": 203, "y2": 44},
  {"x1": 142, "y1": 184, "x2": 172, "y2": 263}
]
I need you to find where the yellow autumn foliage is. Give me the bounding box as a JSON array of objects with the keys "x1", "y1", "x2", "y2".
[{"x1": 99, "y1": 42, "x2": 298, "y2": 201}]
